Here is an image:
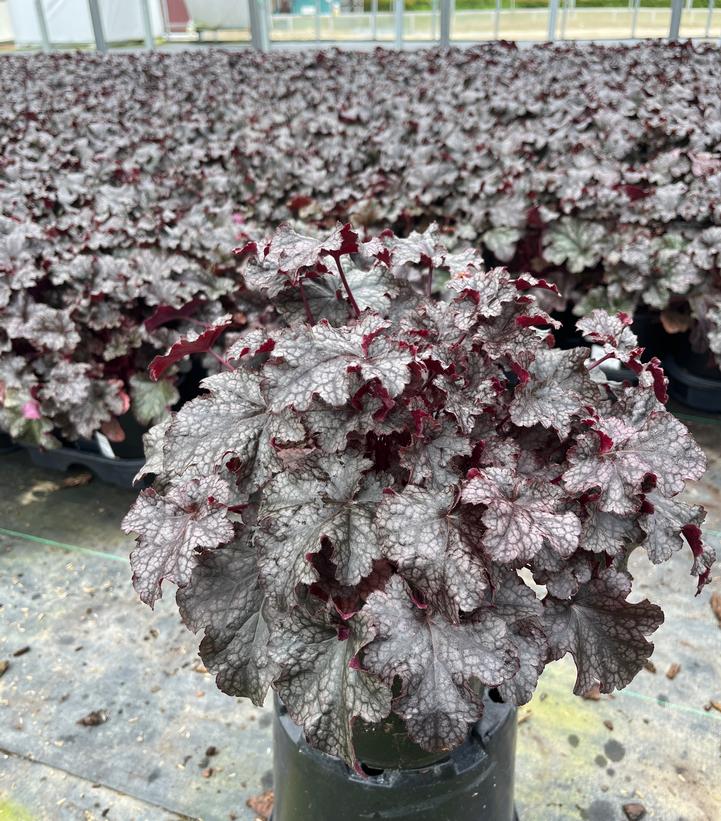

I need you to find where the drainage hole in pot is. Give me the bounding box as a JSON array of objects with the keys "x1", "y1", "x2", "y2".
[
  {"x1": 488, "y1": 688, "x2": 504, "y2": 704},
  {"x1": 359, "y1": 763, "x2": 385, "y2": 777}
]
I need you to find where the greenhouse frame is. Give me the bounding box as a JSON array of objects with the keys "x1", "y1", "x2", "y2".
[{"x1": 2, "y1": 0, "x2": 720, "y2": 51}]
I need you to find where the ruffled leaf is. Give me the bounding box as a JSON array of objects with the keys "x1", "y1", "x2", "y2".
[
  {"x1": 463, "y1": 467, "x2": 580, "y2": 564},
  {"x1": 265, "y1": 313, "x2": 413, "y2": 412},
  {"x1": 123, "y1": 476, "x2": 235, "y2": 606},
  {"x1": 268, "y1": 607, "x2": 391, "y2": 767},
  {"x1": 544, "y1": 570, "x2": 663, "y2": 695},
  {"x1": 256, "y1": 454, "x2": 383, "y2": 605},
  {"x1": 363, "y1": 575, "x2": 518, "y2": 751},
  {"x1": 149, "y1": 315, "x2": 232, "y2": 381},
  {"x1": 177, "y1": 532, "x2": 277, "y2": 705},
  {"x1": 376, "y1": 486, "x2": 489, "y2": 619},
  {"x1": 163, "y1": 370, "x2": 304, "y2": 494}
]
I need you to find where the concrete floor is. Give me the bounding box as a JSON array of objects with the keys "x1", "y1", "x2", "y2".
[{"x1": 0, "y1": 404, "x2": 720, "y2": 821}]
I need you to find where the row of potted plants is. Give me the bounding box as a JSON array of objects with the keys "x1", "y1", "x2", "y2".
[{"x1": 2, "y1": 42, "x2": 721, "y2": 458}]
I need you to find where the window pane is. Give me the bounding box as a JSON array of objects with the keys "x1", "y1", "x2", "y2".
[
  {"x1": 268, "y1": 0, "x2": 398, "y2": 41},
  {"x1": 634, "y1": 0, "x2": 673, "y2": 38},
  {"x1": 451, "y1": 0, "x2": 495, "y2": 41},
  {"x1": 497, "y1": 5, "x2": 549, "y2": 40},
  {"x1": 268, "y1": 0, "x2": 317, "y2": 42},
  {"x1": 679, "y1": 1, "x2": 721, "y2": 38},
  {"x1": 403, "y1": 0, "x2": 441, "y2": 41}
]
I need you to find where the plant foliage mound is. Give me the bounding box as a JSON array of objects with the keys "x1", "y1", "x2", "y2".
[{"x1": 124, "y1": 224, "x2": 712, "y2": 768}]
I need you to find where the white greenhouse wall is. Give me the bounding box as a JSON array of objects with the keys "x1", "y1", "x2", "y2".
[
  {"x1": 185, "y1": 0, "x2": 250, "y2": 29},
  {"x1": 8, "y1": 0, "x2": 164, "y2": 45}
]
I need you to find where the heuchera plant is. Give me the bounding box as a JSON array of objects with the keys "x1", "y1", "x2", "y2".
[{"x1": 124, "y1": 223, "x2": 713, "y2": 770}]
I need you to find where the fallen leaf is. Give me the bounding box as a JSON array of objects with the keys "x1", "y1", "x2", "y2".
[
  {"x1": 12, "y1": 646, "x2": 30, "y2": 657},
  {"x1": 582, "y1": 684, "x2": 602, "y2": 700},
  {"x1": 666, "y1": 662, "x2": 681, "y2": 680},
  {"x1": 19, "y1": 480, "x2": 61, "y2": 505},
  {"x1": 206, "y1": 746, "x2": 219, "y2": 757},
  {"x1": 247, "y1": 789, "x2": 274, "y2": 821},
  {"x1": 201, "y1": 768, "x2": 214, "y2": 778},
  {"x1": 0, "y1": 660, "x2": 9, "y2": 677},
  {"x1": 61, "y1": 472, "x2": 94, "y2": 488},
  {"x1": 705, "y1": 700, "x2": 721, "y2": 713},
  {"x1": 643, "y1": 660, "x2": 656, "y2": 674},
  {"x1": 710, "y1": 592, "x2": 721, "y2": 626},
  {"x1": 660, "y1": 308, "x2": 692, "y2": 335},
  {"x1": 603, "y1": 720, "x2": 614, "y2": 731},
  {"x1": 518, "y1": 710, "x2": 532, "y2": 725},
  {"x1": 622, "y1": 802, "x2": 646, "y2": 820},
  {"x1": 77, "y1": 710, "x2": 108, "y2": 727}
]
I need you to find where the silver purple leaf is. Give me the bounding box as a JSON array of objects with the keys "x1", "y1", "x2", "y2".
[
  {"x1": 532, "y1": 546, "x2": 593, "y2": 600},
  {"x1": 176, "y1": 532, "x2": 277, "y2": 706},
  {"x1": 580, "y1": 505, "x2": 640, "y2": 557},
  {"x1": 463, "y1": 468, "x2": 580, "y2": 564},
  {"x1": 363, "y1": 575, "x2": 518, "y2": 751},
  {"x1": 446, "y1": 267, "x2": 519, "y2": 318},
  {"x1": 376, "y1": 486, "x2": 489, "y2": 619},
  {"x1": 639, "y1": 490, "x2": 706, "y2": 564},
  {"x1": 268, "y1": 608, "x2": 391, "y2": 766},
  {"x1": 510, "y1": 348, "x2": 597, "y2": 438},
  {"x1": 277, "y1": 264, "x2": 396, "y2": 325},
  {"x1": 256, "y1": 454, "x2": 383, "y2": 603},
  {"x1": 264, "y1": 222, "x2": 356, "y2": 284},
  {"x1": 265, "y1": 314, "x2": 412, "y2": 411},
  {"x1": 164, "y1": 370, "x2": 305, "y2": 494},
  {"x1": 490, "y1": 569, "x2": 548, "y2": 705},
  {"x1": 544, "y1": 569, "x2": 663, "y2": 695},
  {"x1": 563, "y1": 408, "x2": 706, "y2": 515},
  {"x1": 122, "y1": 475, "x2": 235, "y2": 607},
  {"x1": 134, "y1": 417, "x2": 172, "y2": 483},
  {"x1": 575, "y1": 309, "x2": 640, "y2": 362},
  {"x1": 400, "y1": 417, "x2": 472, "y2": 490}
]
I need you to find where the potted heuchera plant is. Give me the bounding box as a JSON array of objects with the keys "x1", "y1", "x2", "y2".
[{"x1": 123, "y1": 223, "x2": 713, "y2": 821}]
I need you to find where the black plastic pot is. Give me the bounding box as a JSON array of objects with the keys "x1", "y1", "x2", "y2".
[
  {"x1": 664, "y1": 353, "x2": 721, "y2": 413},
  {"x1": 26, "y1": 444, "x2": 144, "y2": 489},
  {"x1": 271, "y1": 692, "x2": 518, "y2": 821},
  {"x1": 0, "y1": 431, "x2": 19, "y2": 454}
]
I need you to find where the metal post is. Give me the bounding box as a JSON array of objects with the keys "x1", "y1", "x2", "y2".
[
  {"x1": 494, "y1": 0, "x2": 500, "y2": 38},
  {"x1": 669, "y1": 0, "x2": 683, "y2": 38},
  {"x1": 87, "y1": 0, "x2": 107, "y2": 51},
  {"x1": 34, "y1": 0, "x2": 51, "y2": 52},
  {"x1": 560, "y1": 0, "x2": 568, "y2": 38},
  {"x1": 315, "y1": 0, "x2": 320, "y2": 42},
  {"x1": 140, "y1": 0, "x2": 154, "y2": 49},
  {"x1": 432, "y1": 0, "x2": 438, "y2": 40},
  {"x1": 705, "y1": 0, "x2": 714, "y2": 37},
  {"x1": 631, "y1": 0, "x2": 639, "y2": 38},
  {"x1": 547, "y1": 0, "x2": 559, "y2": 40},
  {"x1": 394, "y1": 0, "x2": 403, "y2": 46},
  {"x1": 440, "y1": 0, "x2": 451, "y2": 45},
  {"x1": 249, "y1": 0, "x2": 269, "y2": 50},
  {"x1": 371, "y1": 0, "x2": 377, "y2": 39}
]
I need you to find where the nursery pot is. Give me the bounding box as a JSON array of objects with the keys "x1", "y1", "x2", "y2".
[
  {"x1": 271, "y1": 691, "x2": 518, "y2": 821},
  {"x1": 0, "y1": 431, "x2": 18, "y2": 454},
  {"x1": 658, "y1": 326, "x2": 721, "y2": 413},
  {"x1": 664, "y1": 352, "x2": 721, "y2": 413}
]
